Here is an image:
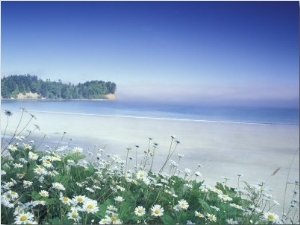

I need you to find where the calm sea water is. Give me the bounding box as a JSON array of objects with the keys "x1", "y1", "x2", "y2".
[{"x1": 1, "y1": 100, "x2": 299, "y2": 125}]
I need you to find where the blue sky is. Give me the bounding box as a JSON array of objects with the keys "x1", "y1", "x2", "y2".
[{"x1": 1, "y1": 1, "x2": 299, "y2": 107}]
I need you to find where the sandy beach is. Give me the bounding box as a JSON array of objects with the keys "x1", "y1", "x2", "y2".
[{"x1": 2, "y1": 109, "x2": 299, "y2": 214}]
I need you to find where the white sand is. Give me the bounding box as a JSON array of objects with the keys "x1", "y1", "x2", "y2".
[{"x1": 2, "y1": 109, "x2": 299, "y2": 214}]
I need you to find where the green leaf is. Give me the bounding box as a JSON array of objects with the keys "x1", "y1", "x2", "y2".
[
  {"x1": 161, "y1": 214, "x2": 175, "y2": 224},
  {"x1": 31, "y1": 191, "x2": 40, "y2": 200},
  {"x1": 62, "y1": 215, "x2": 74, "y2": 225},
  {"x1": 198, "y1": 198, "x2": 211, "y2": 213},
  {"x1": 46, "y1": 217, "x2": 61, "y2": 224}
]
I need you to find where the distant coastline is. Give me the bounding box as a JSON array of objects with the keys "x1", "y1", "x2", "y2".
[
  {"x1": 1, "y1": 92, "x2": 117, "y2": 101},
  {"x1": 1, "y1": 75, "x2": 117, "y2": 100}
]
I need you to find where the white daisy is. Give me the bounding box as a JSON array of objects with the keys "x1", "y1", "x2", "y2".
[
  {"x1": 2, "y1": 200, "x2": 14, "y2": 208},
  {"x1": 142, "y1": 177, "x2": 151, "y2": 185},
  {"x1": 42, "y1": 160, "x2": 53, "y2": 168},
  {"x1": 13, "y1": 205, "x2": 25, "y2": 216},
  {"x1": 212, "y1": 188, "x2": 223, "y2": 194},
  {"x1": 39, "y1": 190, "x2": 49, "y2": 197},
  {"x1": 110, "y1": 215, "x2": 122, "y2": 224},
  {"x1": 99, "y1": 216, "x2": 112, "y2": 224},
  {"x1": 151, "y1": 204, "x2": 164, "y2": 217},
  {"x1": 52, "y1": 182, "x2": 65, "y2": 191},
  {"x1": 107, "y1": 205, "x2": 118, "y2": 213},
  {"x1": 50, "y1": 155, "x2": 61, "y2": 161},
  {"x1": 72, "y1": 195, "x2": 86, "y2": 204},
  {"x1": 28, "y1": 152, "x2": 38, "y2": 160},
  {"x1": 15, "y1": 135, "x2": 25, "y2": 141},
  {"x1": 32, "y1": 200, "x2": 46, "y2": 206},
  {"x1": 10, "y1": 191, "x2": 19, "y2": 200},
  {"x1": 82, "y1": 200, "x2": 99, "y2": 214},
  {"x1": 13, "y1": 163, "x2": 23, "y2": 169},
  {"x1": 4, "y1": 181, "x2": 15, "y2": 189},
  {"x1": 73, "y1": 147, "x2": 83, "y2": 153},
  {"x1": 218, "y1": 194, "x2": 232, "y2": 202},
  {"x1": 85, "y1": 187, "x2": 94, "y2": 192},
  {"x1": 2, "y1": 191, "x2": 13, "y2": 202},
  {"x1": 230, "y1": 203, "x2": 244, "y2": 210},
  {"x1": 134, "y1": 206, "x2": 146, "y2": 216},
  {"x1": 23, "y1": 143, "x2": 32, "y2": 150},
  {"x1": 67, "y1": 211, "x2": 81, "y2": 222},
  {"x1": 23, "y1": 180, "x2": 33, "y2": 188},
  {"x1": 195, "y1": 211, "x2": 205, "y2": 218},
  {"x1": 14, "y1": 212, "x2": 35, "y2": 224},
  {"x1": 114, "y1": 196, "x2": 124, "y2": 202},
  {"x1": 67, "y1": 159, "x2": 75, "y2": 166},
  {"x1": 136, "y1": 170, "x2": 147, "y2": 180},
  {"x1": 206, "y1": 213, "x2": 217, "y2": 222},
  {"x1": 8, "y1": 144, "x2": 18, "y2": 151},
  {"x1": 200, "y1": 186, "x2": 209, "y2": 193},
  {"x1": 173, "y1": 204, "x2": 181, "y2": 212},
  {"x1": 264, "y1": 211, "x2": 280, "y2": 223},
  {"x1": 178, "y1": 199, "x2": 189, "y2": 210},
  {"x1": 16, "y1": 173, "x2": 25, "y2": 179},
  {"x1": 60, "y1": 195, "x2": 71, "y2": 205},
  {"x1": 34, "y1": 166, "x2": 48, "y2": 175}
]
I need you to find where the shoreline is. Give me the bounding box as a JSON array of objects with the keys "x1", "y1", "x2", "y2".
[
  {"x1": 3, "y1": 108, "x2": 299, "y2": 127},
  {"x1": 1, "y1": 98, "x2": 116, "y2": 102},
  {"x1": 1, "y1": 93, "x2": 117, "y2": 102},
  {"x1": 1, "y1": 109, "x2": 299, "y2": 215}
]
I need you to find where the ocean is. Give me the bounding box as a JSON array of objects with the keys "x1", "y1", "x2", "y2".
[{"x1": 1, "y1": 100, "x2": 299, "y2": 125}]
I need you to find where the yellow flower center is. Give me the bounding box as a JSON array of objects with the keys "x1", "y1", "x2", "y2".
[
  {"x1": 268, "y1": 214, "x2": 275, "y2": 220},
  {"x1": 77, "y1": 197, "x2": 83, "y2": 202},
  {"x1": 5, "y1": 194, "x2": 11, "y2": 199},
  {"x1": 138, "y1": 209, "x2": 142, "y2": 213},
  {"x1": 63, "y1": 197, "x2": 68, "y2": 202},
  {"x1": 154, "y1": 209, "x2": 159, "y2": 214},
  {"x1": 20, "y1": 215, "x2": 27, "y2": 221},
  {"x1": 72, "y1": 213, "x2": 78, "y2": 218},
  {"x1": 111, "y1": 216, "x2": 117, "y2": 222},
  {"x1": 87, "y1": 204, "x2": 93, "y2": 209}
]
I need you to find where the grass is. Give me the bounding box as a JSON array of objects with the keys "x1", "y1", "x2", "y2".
[{"x1": 1, "y1": 108, "x2": 299, "y2": 224}]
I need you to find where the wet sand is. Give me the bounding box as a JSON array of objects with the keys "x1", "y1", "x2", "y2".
[{"x1": 2, "y1": 109, "x2": 299, "y2": 214}]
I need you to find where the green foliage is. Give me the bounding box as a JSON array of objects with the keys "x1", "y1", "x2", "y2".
[{"x1": 1, "y1": 74, "x2": 116, "y2": 99}]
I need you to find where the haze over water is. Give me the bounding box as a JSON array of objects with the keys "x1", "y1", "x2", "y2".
[{"x1": 2, "y1": 100, "x2": 299, "y2": 126}]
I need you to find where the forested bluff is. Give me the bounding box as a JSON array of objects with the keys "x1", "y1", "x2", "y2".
[{"x1": 1, "y1": 74, "x2": 117, "y2": 100}]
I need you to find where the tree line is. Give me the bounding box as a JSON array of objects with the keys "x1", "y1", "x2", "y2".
[{"x1": 1, "y1": 74, "x2": 116, "y2": 99}]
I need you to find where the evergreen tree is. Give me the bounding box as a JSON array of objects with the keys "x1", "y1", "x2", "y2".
[{"x1": 1, "y1": 74, "x2": 116, "y2": 100}]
